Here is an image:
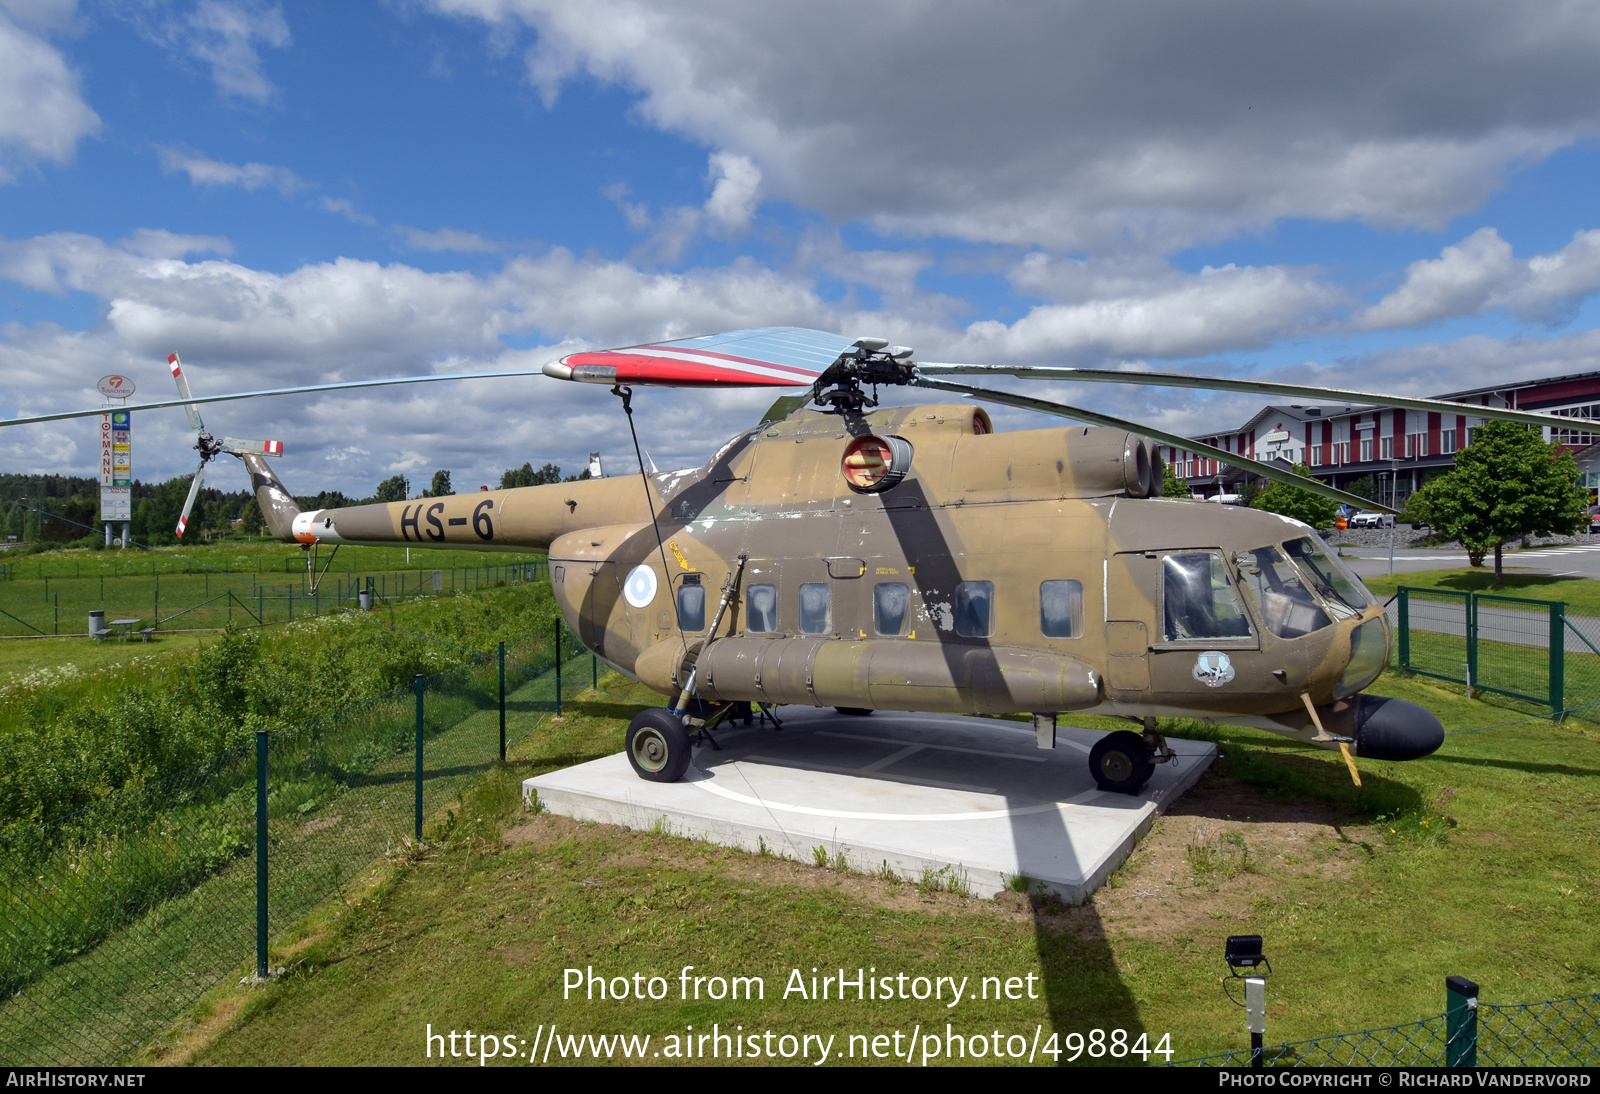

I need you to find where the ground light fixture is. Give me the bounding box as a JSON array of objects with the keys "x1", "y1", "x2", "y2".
[{"x1": 1224, "y1": 935, "x2": 1270, "y2": 1067}]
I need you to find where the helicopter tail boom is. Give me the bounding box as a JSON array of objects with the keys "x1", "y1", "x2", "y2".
[{"x1": 239, "y1": 452, "x2": 303, "y2": 541}]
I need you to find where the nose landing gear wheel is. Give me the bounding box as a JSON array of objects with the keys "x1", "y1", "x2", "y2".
[
  {"x1": 626, "y1": 709, "x2": 693, "y2": 783},
  {"x1": 1089, "y1": 730, "x2": 1155, "y2": 795}
]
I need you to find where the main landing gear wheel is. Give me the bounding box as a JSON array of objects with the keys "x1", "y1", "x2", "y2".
[
  {"x1": 834, "y1": 707, "x2": 873, "y2": 716},
  {"x1": 626, "y1": 709, "x2": 692, "y2": 783},
  {"x1": 1089, "y1": 730, "x2": 1155, "y2": 795}
]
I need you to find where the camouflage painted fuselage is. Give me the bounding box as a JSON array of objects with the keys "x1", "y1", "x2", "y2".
[{"x1": 263, "y1": 402, "x2": 1408, "y2": 757}]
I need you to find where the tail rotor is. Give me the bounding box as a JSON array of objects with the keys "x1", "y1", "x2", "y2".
[{"x1": 167, "y1": 354, "x2": 284, "y2": 538}]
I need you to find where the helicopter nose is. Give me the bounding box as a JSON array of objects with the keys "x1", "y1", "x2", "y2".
[{"x1": 1353, "y1": 694, "x2": 1445, "y2": 761}]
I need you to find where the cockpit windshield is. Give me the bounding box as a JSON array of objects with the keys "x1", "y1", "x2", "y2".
[
  {"x1": 1236, "y1": 545, "x2": 1333, "y2": 639},
  {"x1": 1235, "y1": 536, "x2": 1375, "y2": 639},
  {"x1": 1282, "y1": 536, "x2": 1370, "y2": 618}
]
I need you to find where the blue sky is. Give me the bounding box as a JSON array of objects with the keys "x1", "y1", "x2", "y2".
[{"x1": 4, "y1": 0, "x2": 1600, "y2": 494}]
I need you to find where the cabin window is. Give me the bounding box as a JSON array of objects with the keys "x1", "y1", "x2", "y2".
[
  {"x1": 1040, "y1": 579, "x2": 1083, "y2": 638},
  {"x1": 1161, "y1": 553, "x2": 1252, "y2": 641},
  {"x1": 798, "y1": 583, "x2": 832, "y2": 634},
  {"x1": 1236, "y1": 546, "x2": 1331, "y2": 639},
  {"x1": 954, "y1": 580, "x2": 994, "y2": 638},
  {"x1": 874, "y1": 582, "x2": 909, "y2": 635},
  {"x1": 676, "y1": 576, "x2": 706, "y2": 632},
  {"x1": 746, "y1": 583, "x2": 777, "y2": 633}
]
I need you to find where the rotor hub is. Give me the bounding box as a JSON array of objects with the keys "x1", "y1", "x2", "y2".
[{"x1": 811, "y1": 340, "x2": 917, "y2": 413}]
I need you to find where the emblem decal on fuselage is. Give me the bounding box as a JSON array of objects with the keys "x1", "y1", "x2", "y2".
[
  {"x1": 623, "y1": 564, "x2": 658, "y2": 608},
  {"x1": 1193, "y1": 650, "x2": 1235, "y2": 688}
]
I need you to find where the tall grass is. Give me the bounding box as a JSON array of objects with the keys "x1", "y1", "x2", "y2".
[
  {"x1": 0, "y1": 584, "x2": 558, "y2": 829},
  {"x1": 0, "y1": 584, "x2": 565, "y2": 1013}
]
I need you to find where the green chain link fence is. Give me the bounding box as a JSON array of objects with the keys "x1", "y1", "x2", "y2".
[
  {"x1": 1167, "y1": 981, "x2": 1600, "y2": 1066},
  {"x1": 1391, "y1": 587, "x2": 1600, "y2": 727},
  {"x1": 0, "y1": 615, "x2": 598, "y2": 1065},
  {"x1": 0, "y1": 560, "x2": 548, "y2": 637}
]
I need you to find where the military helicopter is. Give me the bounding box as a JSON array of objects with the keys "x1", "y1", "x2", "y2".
[{"x1": 9, "y1": 327, "x2": 1593, "y2": 793}]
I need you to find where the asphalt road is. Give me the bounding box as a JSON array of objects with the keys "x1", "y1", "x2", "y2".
[
  {"x1": 1387, "y1": 598, "x2": 1600, "y2": 652},
  {"x1": 1341, "y1": 541, "x2": 1600, "y2": 580}
]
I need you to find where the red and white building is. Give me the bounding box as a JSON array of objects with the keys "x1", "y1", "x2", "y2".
[{"x1": 1161, "y1": 369, "x2": 1600, "y2": 505}]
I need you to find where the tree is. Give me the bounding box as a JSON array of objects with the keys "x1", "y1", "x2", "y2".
[
  {"x1": 1344, "y1": 475, "x2": 1376, "y2": 502},
  {"x1": 240, "y1": 498, "x2": 264, "y2": 536},
  {"x1": 1159, "y1": 458, "x2": 1190, "y2": 498},
  {"x1": 499, "y1": 461, "x2": 563, "y2": 489},
  {"x1": 1250, "y1": 463, "x2": 1338, "y2": 529},
  {"x1": 1411, "y1": 420, "x2": 1587, "y2": 582},
  {"x1": 423, "y1": 469, "x2": 454, "y2": 497},
  {"x1": 374, "y1": 475, "x2": 409, "y2": 503}
]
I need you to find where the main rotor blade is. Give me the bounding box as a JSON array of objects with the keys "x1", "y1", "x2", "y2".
[
  {"x1": 167, "y1": 353, "x2": 205, "y2": 432},
  {"x1": 913, "y1": 376, "x2": 1399, "y2": 515},
  {"x1": 914, "y1": 363, "x2": 1598, "y2": 431},
  {"x1": 0, "y1": 368, "x2": 547, "y2": 430},
  {"x1": 175, "y1": 459, "x2": 206, "y2": 539}
]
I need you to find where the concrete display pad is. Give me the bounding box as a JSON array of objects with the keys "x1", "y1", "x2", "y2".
[{"x1": 524, "y1": 708, "x2": 1215, "y2": 902}]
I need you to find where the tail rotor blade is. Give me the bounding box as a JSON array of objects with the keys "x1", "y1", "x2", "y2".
[
  {"x1": 220, "y1": 437, "x2": 284, "y2": 457},
  {"x1": 175, "y1": 459, "x2": 206, "y2": 539},
  {"x1": 168, "y1": 353, "x2": 205, "y2": 432}
]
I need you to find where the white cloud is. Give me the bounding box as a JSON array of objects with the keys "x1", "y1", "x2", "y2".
[
  {"x1": 395, "y1": 225, "x2": 502, "y2": 253},
  {"x1": 422, "y1": 1, "x2": 1600, "y2": 252},
  {"x1": 1361, "y1": 227, "x2": 1600, "y2": 329},
  {"x1": 157, "y1": 144, "x2": 306, "y2": 193},
  {"x1": 703, "y1": 151, "x2": 760, "y2": 234},
  {"x1": 119, "y1": 0, "x2": 290, "y2": 104},
  {"x1": 0, "y1": 231, "x2": 848, "y2": 488},
  {"x1": 318, "y1": 197, "x2": 377, "y2": 226},
  {"x1": 119, "y1": 228, "x2": 232, "y2": 259},
  {"x1": 958, "y1": 262, "x2": 1340, "y2": 362},
  {"x1": 179, "y1": 0, "x2": 289, "y2": 103},
  {"x1": 0, "y1": 3, "x2": 100, "y2": 182}
]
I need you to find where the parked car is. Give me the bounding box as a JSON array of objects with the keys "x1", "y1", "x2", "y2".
[{"x1": 1349, "y1": 510, "x2": 1396, "y2": 528}]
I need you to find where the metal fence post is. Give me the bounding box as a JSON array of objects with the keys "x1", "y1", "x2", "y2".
[
  {"x1": 255, "y1": 728, "x2": 268, "y2": 980},
  {"x1": 554, "y1": 617, "x2": 563, "y2": 716},
  {"x1": 1551, "y1": 603, "x2": 1566, "y2": 720},
  {"x1": 498, "y1": 640, "x2": 507, "y2": 762},
  {"x1": 414, "y1": 674, "x2": 424, "y2": 842},
  {"x1": 1397, "y1": 588, "x2": 1411, "y2": 670},
  {"x1": 592, "y1": 649, "x2": 598, "y2": 690},
  {"x1": 1446, "y1": 975, "x2": 1479, "y2": 1066},
  {"x1": 1466, "y1": 593, "x2": 1478, "y2": 700}
]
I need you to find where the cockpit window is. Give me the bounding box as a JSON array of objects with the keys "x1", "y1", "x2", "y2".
[
  {"x1": 1161, "y1": 553, "x2": 1252, "y2": 641},
  {"x1": 1237, "y1": 545, "x2": 1332, "y2": 639},
  {"x1": 1282, "y1": 536, "x2": 1369, "y2": 618}
]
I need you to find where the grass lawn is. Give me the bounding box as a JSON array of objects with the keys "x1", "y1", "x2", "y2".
[
  {"x1": 0, "y1": 632, "x2": 213, "y2": 682},
  {"x1": 2, "y1": 541, "x2": 546, "y2": 580},
  {"x1": 149, "y1": 670, "x2": 1600, "y2": 1067},
  {"x1": 1365, "y1": 568, "x2": 1600, "y2": 617},
  {"x1": 0, "y1": 544, "x2": 548, "y2": 639}
]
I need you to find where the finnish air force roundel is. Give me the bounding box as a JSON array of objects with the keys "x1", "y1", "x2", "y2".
[{"x1": 623, "y1": 564, "x2": 659, "y2": 608}]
